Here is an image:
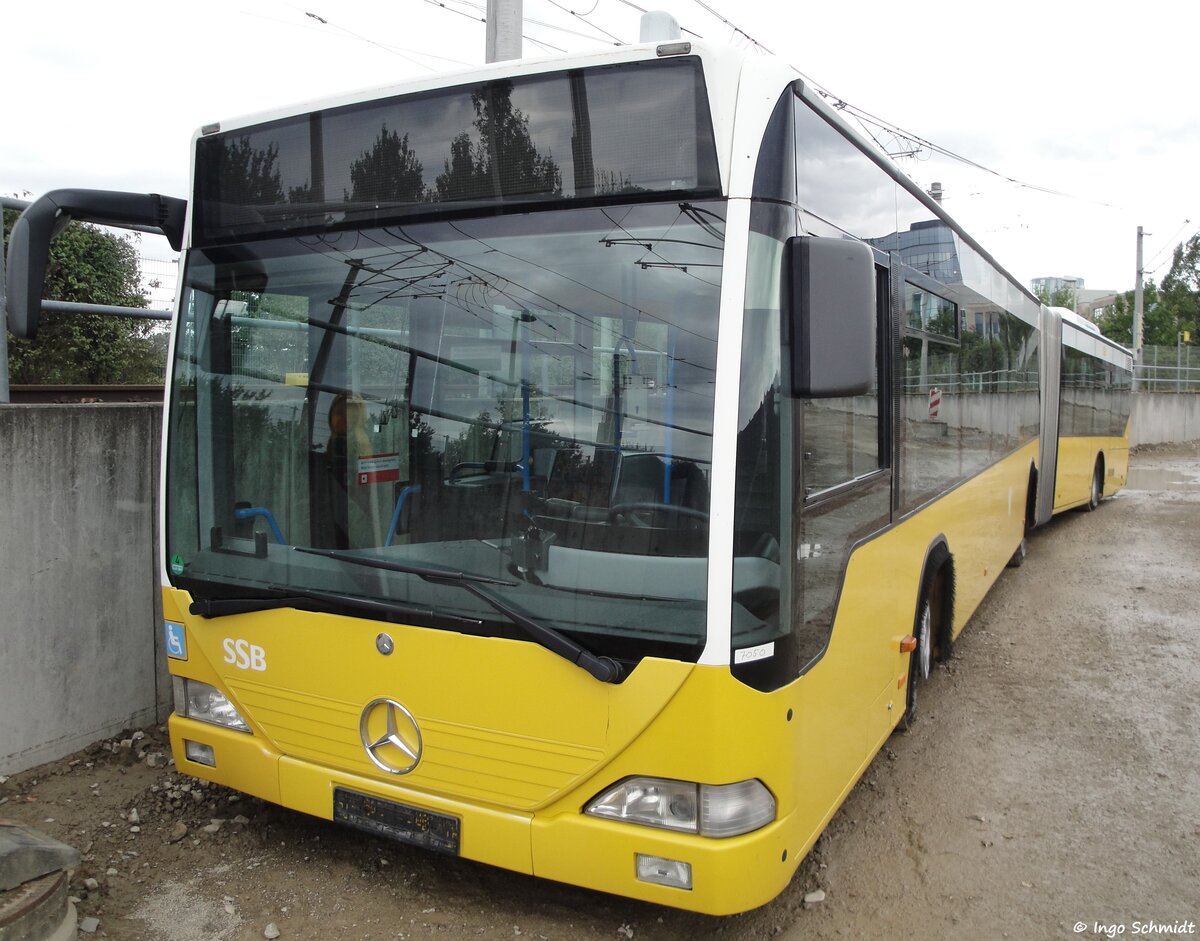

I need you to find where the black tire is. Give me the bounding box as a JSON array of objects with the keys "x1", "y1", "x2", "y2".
[
  {"x1": 1086, "y1": 459, "x2": 1103, "y2": 511},
  {"x1": 899, "y1": 544, "x2": 954, "y2": 732},
  {"x1": 898, "y1": 594, "x2": 931, "y2": 732},
  {"x1": 899, "y1": 577, "x2": 936, "y2": 731},
  {"x1": 1024, "y1": 466, "x2": 1039, "y2": 533}
]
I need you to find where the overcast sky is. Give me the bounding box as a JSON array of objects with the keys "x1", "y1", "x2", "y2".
[{"x1": 4, "y1": 0, "x2": 1197, "y2": 295}]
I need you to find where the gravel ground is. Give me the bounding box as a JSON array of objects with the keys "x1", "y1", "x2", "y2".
[{"x1": 2, "y1": 444, "x2": 1197, "y2": 941}]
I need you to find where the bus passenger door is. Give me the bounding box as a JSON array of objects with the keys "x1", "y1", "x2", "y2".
[
  {"x1": 794, "y1": 259, "x2": 894, "y2": 722},
  {"x1": 1038, "y1": 306, "x2": 1063, "y2": 522}
]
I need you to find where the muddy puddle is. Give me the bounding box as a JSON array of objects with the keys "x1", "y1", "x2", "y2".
[{"x1": 1126, "y1": 464, "x2": 1200, "y2": 491}]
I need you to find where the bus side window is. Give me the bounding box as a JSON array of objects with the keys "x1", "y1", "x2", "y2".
[{"x1": 799, "y1": 263, "x2": 886, "y2": 495}]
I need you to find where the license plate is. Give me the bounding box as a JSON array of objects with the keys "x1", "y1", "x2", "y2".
[{"x1": 333, "y1": 788, "x2": 460, "y2": 855}]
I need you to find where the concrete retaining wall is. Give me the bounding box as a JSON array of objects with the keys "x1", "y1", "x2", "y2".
[
  {"x1": 1131, "y1": 392, "x2": 1200, "y2": 447},
  {"x1": 0, "y1": 404, "x2": 168, "y2": 775}
]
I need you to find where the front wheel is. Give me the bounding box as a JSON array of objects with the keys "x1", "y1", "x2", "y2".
[
  {"x1": 1086, "y1": 459, "x2": 1103, "y2": 511},
  {"x1": 898, "y1": 545, "x2": 952, "y2": 733},
  {"x1": 899, "y1": 594, "x2": 933, "y2": 732}
]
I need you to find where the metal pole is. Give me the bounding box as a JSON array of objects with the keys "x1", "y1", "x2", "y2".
[
  {"x1": 39, "y1": 300, "x2": 171, "y2": 321},
  {"x1": 486, "y1": 0, "x2": 523, "y2": 62},
  {"x1": 0, "y1": 198, "x2": 30, "y2": 402},
  {"x1": 1, "y1": 205, "x2": 11, "y2": 403},
  {"x1": 1133, "y1": 226, "x2": 1145, "y2": 366}
]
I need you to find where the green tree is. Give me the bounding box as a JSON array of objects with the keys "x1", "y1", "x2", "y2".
[
  {"x1": 1095, "y1": 236, "x2": 1200, "y2": 348},
  {"x1": 474, "y1": 82, "x2": 561, "y2": 197},
  {"x1": 1159, "y1": 235, "x2": 1200, "y2": 339},
  {"x1": 349, "y1": 124, "x2": 425, "y2": 204},
  {"x1": 434, "y1": 82, "x2": 562, "y2": 202},
  {"x1": 1094, "y1": 282, "x2": 1178, "y2": 347},
  {"x1": 436, "y1": 133, "x2": 486, "y2": 203},
  {"x1": 1033, "y1": 284, "x2": 1079, "y2": 310},
  {"x1": 213, "y1": 136, "x2": 285, "y2": 206},
  {"x1": 4, "y1": 207, "x2": 161, "y2": 383}
]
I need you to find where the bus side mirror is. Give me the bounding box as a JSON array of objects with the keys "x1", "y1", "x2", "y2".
[
  {"x1": 5, "y1": 189, "x2": 187, "y2": 339},
  {"x1": 786, "y1": 236, "x2": 876, "y2": 398}
]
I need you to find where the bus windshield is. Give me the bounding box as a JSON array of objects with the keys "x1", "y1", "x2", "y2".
[{"x1": 166, "y1": 200, "x2": 725, "y2": 664}]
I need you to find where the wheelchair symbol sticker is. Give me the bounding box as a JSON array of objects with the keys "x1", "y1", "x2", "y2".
[{"x1": 165, "y1": 621, "x2": 187, "y2": 660}]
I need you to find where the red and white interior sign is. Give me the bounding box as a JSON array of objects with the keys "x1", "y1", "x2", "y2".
[{"x1": 357, "y1": 453, "x2": 401, "y2": 486}]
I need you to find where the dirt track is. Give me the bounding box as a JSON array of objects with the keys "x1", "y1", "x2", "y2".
[{"x1": 2, "y1": 445, "x2": 1197, "y2": 940}]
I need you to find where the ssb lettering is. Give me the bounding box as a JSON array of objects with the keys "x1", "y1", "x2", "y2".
[{"x1": 222, "y1": 638, "x2": 267, "y2": 671}]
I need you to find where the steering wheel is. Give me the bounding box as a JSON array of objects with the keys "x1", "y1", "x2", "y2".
[{"x1": 607, "y1": 502, "x2": 710, "y2": 529}]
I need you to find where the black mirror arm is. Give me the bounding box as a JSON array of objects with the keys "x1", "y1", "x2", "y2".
[{"x1": 6, "y1": 188, "x2": 187, "y2": 339}]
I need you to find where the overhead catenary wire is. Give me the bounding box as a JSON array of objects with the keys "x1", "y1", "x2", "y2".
[
  {"x1": 827, "y1": 98, "x2": 1124, "y2": 210},
  {"x1": 296, "y1": 8, "x2": 441, "y2": 71},
  {"x1": 544, "y1": 0, "x2": 627, "y2": 44},
  {"x1": 418, "y1": 0, "x2": 486, "y2": 25},
  {"x1": 414, "y1": 0, "x2": 569, "y2": 53},
  {"x1": 425, "y1": 0, "x2": 616, "y2": 46},
  {"x1": 1145, "y1": 218, "x2": 1194, "y2": 273},
  {"x1": 521, "y1": 13, "x2": 619, "y2": 44},
  {"x1": 250, "y1": 5, "x2": 474, "y2": 69},
  {"x1": 689, "y1": 0, "x2": 767, "y2": 52},
  {"x1": 678, "y1": 0, "x2": 1123, "y2": 212},
  {"x1": 602, "y1": 0, "x2": 703, "y2": 38},
  {"x1": 306, "y1": 0, "x2": 1118, "y2": 217}
]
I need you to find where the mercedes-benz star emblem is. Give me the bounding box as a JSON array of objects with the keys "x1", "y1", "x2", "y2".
[
  {"x1": 359, "y1": 698, "x2": 423, "y2": 775},
  {"x1": 376, "y1": 633, "x2": 395, "y2": 656}
]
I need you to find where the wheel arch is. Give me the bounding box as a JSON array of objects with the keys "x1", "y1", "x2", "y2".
[{"x1": 1025, "y1": 462, "x2": 1039, "y2": 532}]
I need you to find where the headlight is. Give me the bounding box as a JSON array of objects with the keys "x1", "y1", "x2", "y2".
[
  {"x1": 585, "y1": 776, "x2": 774, "y2": 837},
  {"x1": 586, "y1": 777, "x2": 698, "y2": 832},
  {"x1": 172, "y1": 677, "x2": 250, "y2": 732}
]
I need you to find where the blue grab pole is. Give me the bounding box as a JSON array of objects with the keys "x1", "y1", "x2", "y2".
[
  {"x1": 233, "y1": 506, "x2": 286, "y2": 544},
  {"x1": 384, "y1": 485, "x2": 423, "y2": 547}
]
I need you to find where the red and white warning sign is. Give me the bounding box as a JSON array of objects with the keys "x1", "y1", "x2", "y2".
[
  {"x1": 356, "y1": 452, "x2": 401, "y2": 486},
  {"x1": 928, "y1": 387, "x2": 942, "y2": 419}
]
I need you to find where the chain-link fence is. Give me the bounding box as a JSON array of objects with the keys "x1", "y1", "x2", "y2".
[
  {"x1": 140, "y1": 248, "x2": 180, "y2": 311},
  {"x1": 1137, "y1": 345, "x2": 1200, "y2": 392}
]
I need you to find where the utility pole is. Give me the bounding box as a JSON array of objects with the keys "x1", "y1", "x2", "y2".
[
  {"x1": 0, "y1": 201, "x2": 10, "y2": 404},
  {"x1": 1179, "y1": 329, "x2": 1185, "y2": 392},
  {"x1": 486, "y1": 0, "x2": 523, "y2": 63},
  {"x1": 1133, "y1": 226, "x2": 1145, "y2": 365}
]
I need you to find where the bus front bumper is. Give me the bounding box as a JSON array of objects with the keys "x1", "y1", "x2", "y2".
[{"x1": 168, "y1": 715, "x2": 797, "y2": 915}]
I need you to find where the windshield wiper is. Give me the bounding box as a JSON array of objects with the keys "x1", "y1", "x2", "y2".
[
  {"x1": 189, "y1": 585, "x2": 466, "y2": 627},
  {"x1": 296, "y1": 546, "x2": 516, "y2": 586},
  {"x1": 295, "y1": 547, "x2": 623, "y2": 683}
]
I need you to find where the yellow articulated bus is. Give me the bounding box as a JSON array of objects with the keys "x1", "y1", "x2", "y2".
[
  {"x1": 6, "y1": 18, "x2": 1131, "y2": 915},
  {"x1": 1039, "y1": 306, "x2": 1133, "y2": 520}
]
